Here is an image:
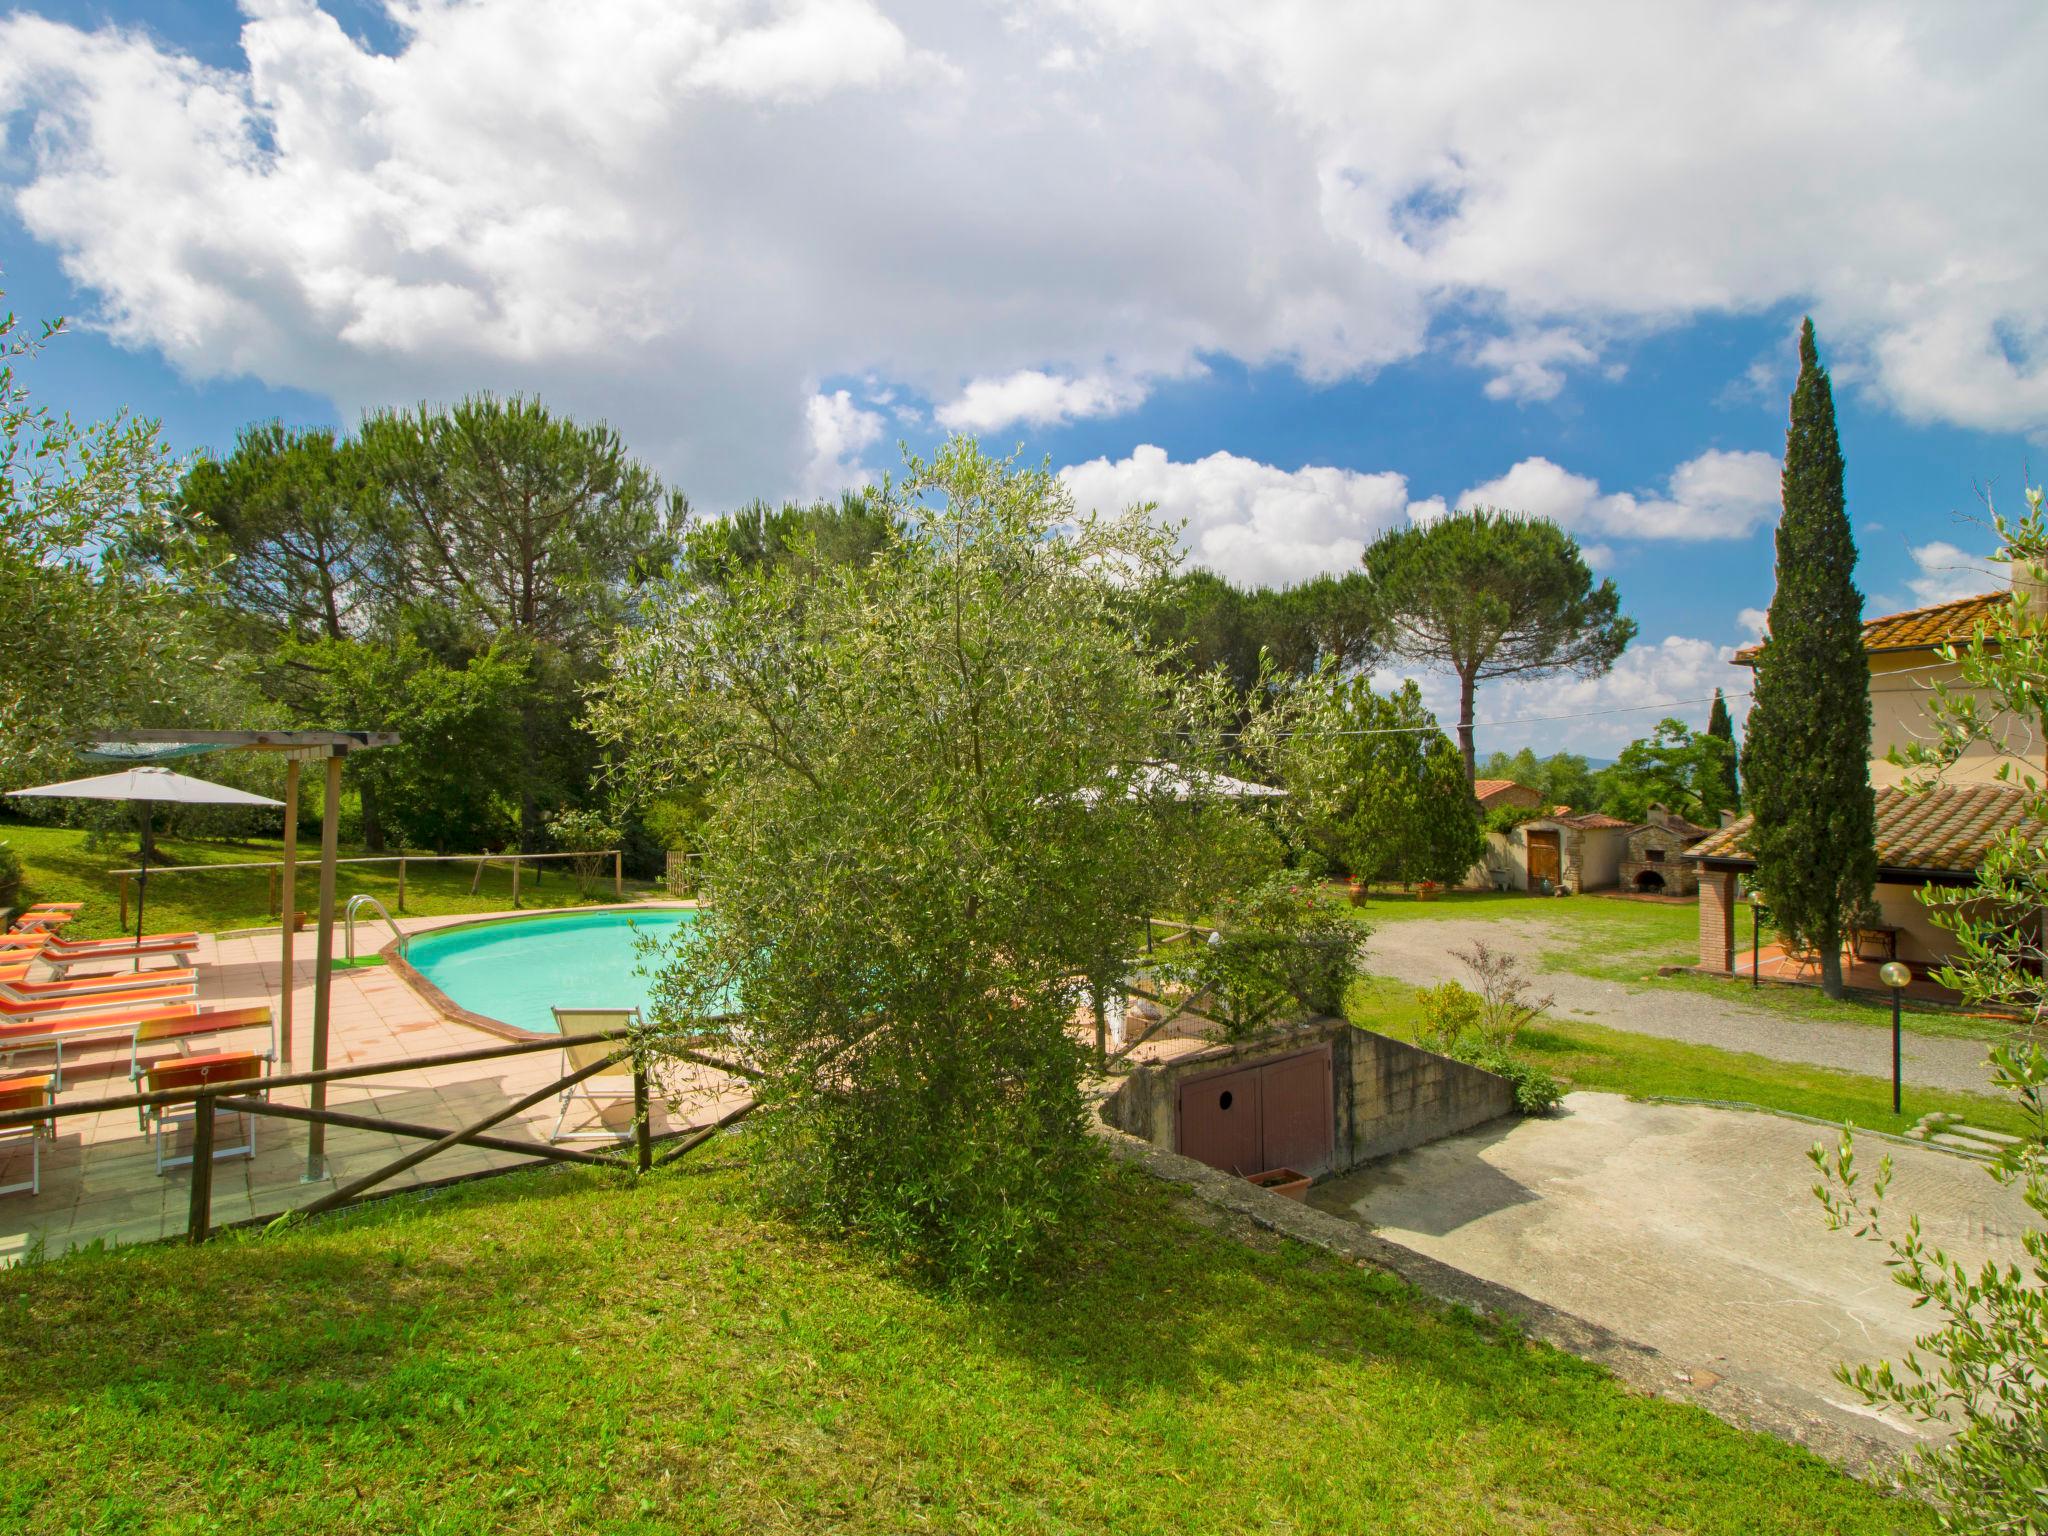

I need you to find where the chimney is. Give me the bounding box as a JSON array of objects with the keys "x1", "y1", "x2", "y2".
[
  {"x1": 1720, "y1": 809, "x2": 1738, "y2": 827},
  {"x1": 1647, "y1": 803, "x2": 1669, "y2": 828},
  {"x1": 2013, "y1": 557, "x2": 2048, "y2": 614}
]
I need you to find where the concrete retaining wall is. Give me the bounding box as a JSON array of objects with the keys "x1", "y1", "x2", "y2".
[{"x1": 1103, "y1": 1018, "x2": 1516, "y2": 1176}]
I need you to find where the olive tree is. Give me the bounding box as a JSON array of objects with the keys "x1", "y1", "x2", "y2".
[
  {"x1": 591, "y1": 439, "x2": 1262, "y2": 1288},
  {"x1": 0, "y1": 297, "x2": 228, "y2": 783},
  {"x1": 1811, "y1": 483, "x2": 2048, "y2": 1526}
]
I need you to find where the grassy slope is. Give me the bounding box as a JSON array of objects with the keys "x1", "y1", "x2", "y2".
[
  {"x1": 0, "y1": 1160, "x2": 1925, "y2": 1535},
  {"x1": 0, "y1": 821, "x2": 656, "y2": 941}
]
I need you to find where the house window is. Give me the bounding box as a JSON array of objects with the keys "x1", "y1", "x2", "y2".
[{"x1": 1646, "y1": 848, "x2": 1666, "y2": 864}]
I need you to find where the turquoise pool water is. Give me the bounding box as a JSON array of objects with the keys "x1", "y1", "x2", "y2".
[{"x1": 404, "y1": 908, "x2": 696, "y2": 1035}]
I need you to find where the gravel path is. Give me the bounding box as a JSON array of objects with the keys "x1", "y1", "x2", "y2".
[{"x1": 1363, "y1": 915, "x2": 2011, "y2": 1098}]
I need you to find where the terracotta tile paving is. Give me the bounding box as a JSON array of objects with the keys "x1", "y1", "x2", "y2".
[{"x1": 0, "y1": 908, "x2": 749, "y2": 1265}]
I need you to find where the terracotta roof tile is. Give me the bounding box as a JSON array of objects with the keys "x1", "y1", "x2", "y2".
[
  {"x1": 1733, "y1": 590, "x2": 2008, "y2": 664},
  {"x1": 1687, "y1": 783, "x2": 2048, "y2": 873},
  {"x1": 1472, "y1": 778, "x2": 1541, "y2": 806},
  {"x1": 1558, "y1": 812, "x2": 1634, "y2": 830}
]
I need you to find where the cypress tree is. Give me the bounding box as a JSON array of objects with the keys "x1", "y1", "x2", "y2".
[
  {"x1": 1741, "y1": 319, "x2": 1876, "y2": 998},
  {"x1": 1703, "y1": 688, "x2": 1741, "y2": 815}
]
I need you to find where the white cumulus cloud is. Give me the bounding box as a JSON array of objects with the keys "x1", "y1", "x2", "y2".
[
  {"x1": 1459, "y1": 449, "x2": 1780, "y2": 540},
  {"x1": 1059, "y1": 444, "x2": 1439, "y2": 588},
  {"x1": 935, "y1": 370, "x2": 1149, "y2": 432},
  {"x1": 799, "y1": 388, "x2": 885, "y2": 497},
  {"x1": 3, "y1": 1, "x2": 2046, "y2": 500},
  {"x1": 1905, "y1": 540, "x2": 2007, "y2": 606}
]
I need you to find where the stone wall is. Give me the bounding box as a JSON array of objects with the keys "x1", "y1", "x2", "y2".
[{"x1": 1103, "y1": 1018, "x2": 1516, "y2": 1176}]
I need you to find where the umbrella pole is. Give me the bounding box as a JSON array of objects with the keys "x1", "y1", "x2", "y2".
[{"x1": 134, "y1": 800, "x2": 152, "y2": 973}]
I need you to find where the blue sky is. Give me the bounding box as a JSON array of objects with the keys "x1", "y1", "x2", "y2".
[{"x1": 5, "y1": 1, "x2": 2043, "y2": 758}]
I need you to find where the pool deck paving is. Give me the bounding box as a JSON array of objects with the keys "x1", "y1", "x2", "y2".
[{"x1": 0, "y1": 906, "x2": 750, "y2": 1266}]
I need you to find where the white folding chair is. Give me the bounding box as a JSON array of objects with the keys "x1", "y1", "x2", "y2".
[{"x1": 548, "y1": 1006, "x2": 641, "y2": 1143}]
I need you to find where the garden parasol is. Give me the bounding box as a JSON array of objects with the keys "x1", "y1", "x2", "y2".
[{"x1": 8, "y1": 765, "x2": 283, "y2": 967}]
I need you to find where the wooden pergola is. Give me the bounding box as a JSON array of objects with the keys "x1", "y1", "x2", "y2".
[{"x1": 88, "y1": 729, "x2": 398, "y2": 1181}]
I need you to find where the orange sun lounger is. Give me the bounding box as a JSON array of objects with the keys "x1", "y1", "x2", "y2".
[{"x1": 0, "y1": 1002, "x2": 269, "y2": 1091}]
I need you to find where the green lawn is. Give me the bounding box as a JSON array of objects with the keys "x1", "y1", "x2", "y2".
[
  {"x1": 0, "y1": 1158, "x2": 1925, "y2": 1535},
  {"x1": 1350, "y1": 973, "x2": 2032, "y2": 1138},
  {"x1": 0, "y1": 821, "x2": 659, "y2": 941}
]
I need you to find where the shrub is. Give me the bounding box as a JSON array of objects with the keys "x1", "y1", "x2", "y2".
[
  {"x1": 1409, "y1": 947, "x2": 1564, "y2": 1115},
  {"x1": 0, "y1": 839, "x2": 20, "y2": 904},
  {"x1": 1414, "y1": 980, "x2": 1483, "y2": 1055},
  {"x1": 1462, "y1": 1045, "x2": 1567, "y2": 1115},
  {"x1": 1170, "y1": 876, "x2": 1362, "y2": 1039}
]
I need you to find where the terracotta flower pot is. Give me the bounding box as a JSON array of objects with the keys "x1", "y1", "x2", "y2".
[{"x1": 1246, "y1": 1167, "x2": 1311, "y2": 1201}]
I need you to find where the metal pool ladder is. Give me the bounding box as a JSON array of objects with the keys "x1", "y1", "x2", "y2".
[{"x1": 345, "y1": 894, "x2": 408, "y2": 964}]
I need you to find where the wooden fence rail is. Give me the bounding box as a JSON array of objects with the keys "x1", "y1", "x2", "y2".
[
  {"x1": 0, "y1": 1029, "x2": 754, "y2": 1245},
  {"x1": 110, "y1": 849, "x2": 627, "y2": 924}
]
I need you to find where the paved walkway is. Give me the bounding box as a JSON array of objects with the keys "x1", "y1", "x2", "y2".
[
  {"x1": 1364, "y1": 914, "x2": 2013, "y2": 1096},
  {"x1": 1312, "y1": 1092, "x2": 2035, "y2": 1449}
]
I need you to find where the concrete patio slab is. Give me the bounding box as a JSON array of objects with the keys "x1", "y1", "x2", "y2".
[{"x1": 1311, "y1": 1090, "x2": 2036, "y2": 1449}]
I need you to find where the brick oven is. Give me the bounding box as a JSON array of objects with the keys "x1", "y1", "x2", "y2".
[{"x1": 1620, "y1": 804, "x2": 1712, "y2": 895}]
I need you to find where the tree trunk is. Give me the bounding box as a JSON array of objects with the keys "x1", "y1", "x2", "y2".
[
  {"x1": 1456, "y1": 666, "x2": 1478, "y2": 786},
  {"x1": 1819, "y1": 934, "x2": 1845, "y2": 999},
  {"x1": 360, "y1": 774, "x2": 386, "y2": 853},
  {"x1": 518, "y1": 696, "x2": 540, "y2": 853}
]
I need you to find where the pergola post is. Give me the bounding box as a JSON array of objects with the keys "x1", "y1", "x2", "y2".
[
  {"x1": 279, "y1": 759, "x2": 301, "y2": 1067},
  {"x1": 304, "y1": 750, "x2": 343, "y2": 1182}
]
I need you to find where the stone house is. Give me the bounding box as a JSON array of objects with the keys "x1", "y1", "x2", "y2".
[
  {"x1": 1473, "y1": 778, "x2": 1543, "y2": 812},
  {"x1": 1618, "y1": 804, "x2": 1712, "y2": 895},
  {"x1": 1692, "y1": 567, "x2": 2048, "y2": 973}
]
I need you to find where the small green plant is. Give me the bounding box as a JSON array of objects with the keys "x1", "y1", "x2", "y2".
[
  {"x1": 0, "y1": 838, "x2": 21, "y2": 905},
  {"x1": 1415, "y1": 980, "x2": 1483, "y2": 1055},
  {"x1": 1812, "y1": 1041, "x2": 2048, "y2": 1529},
  {"x1": 1408, "y1": 943, "x2": 1564, "y2": 1114},
  {"x1": 545, "y1": 806, "x2": 622, "y2": 896}
]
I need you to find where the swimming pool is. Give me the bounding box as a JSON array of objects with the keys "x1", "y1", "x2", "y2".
[{"x1": 399, "y1": 908, "x2": 696, "y2": 1036}]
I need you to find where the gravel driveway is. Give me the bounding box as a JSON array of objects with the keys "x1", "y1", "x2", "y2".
[{"x1": 1363, "y1": 914, "x2": 2011, "y2": 1097}]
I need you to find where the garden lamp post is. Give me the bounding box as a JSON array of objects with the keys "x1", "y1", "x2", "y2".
[
  {"x1": 1879, "y1": 959, "x2": 1911, "y2": 1116},
  {"x1": 1750, "y1": 888, "x2": 1765, "y2": 989}
]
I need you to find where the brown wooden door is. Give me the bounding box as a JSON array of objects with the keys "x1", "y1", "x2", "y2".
[
  {"x1": 1258, "y1": 1047, "x2": 1334, "y2": 1176},
  {"x1": 1526, "y1": 829, "x2": 1561, "y2": 887},
  {"x1": 1176, "y1": 1064, "x2": 1263, "y2": 1176},
  {"x1": 1176, "y1": 1046, "x2": 1333, "y2": 1177}
]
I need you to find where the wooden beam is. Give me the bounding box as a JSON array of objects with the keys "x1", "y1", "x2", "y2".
[{"x1": 305, "y1": 750, "x2": 342, "y2": 1180}]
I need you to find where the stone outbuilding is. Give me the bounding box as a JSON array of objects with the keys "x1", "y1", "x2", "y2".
[
  {"x1": 1619, "y1": 804, "x2": 1712, "y2": 895},
  {"x1": 1473, "y1": 778, "x2": 1543, "y2": 812},
  {"x1": 1509, "y1": 810, "x2": 1635, "y2": 893}
]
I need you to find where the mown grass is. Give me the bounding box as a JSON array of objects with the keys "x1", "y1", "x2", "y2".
[
  {"x1": 1349, "y1": 973, "x2": 2032, "y2": 1137},
  {"x1": 0, "y1": 1157, "x2": 1927, "y2": 1535},
  {"x1": 0, "y1": 821, "x2": 660, "y2": 941}
]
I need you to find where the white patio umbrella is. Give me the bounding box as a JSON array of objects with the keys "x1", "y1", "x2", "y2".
[
  {"x1": 9, "y1": 765, "x2": 283, "y2": 966},
  {"x1": 1070, "y1": 761, "x2": 1288, "y2": 805}
]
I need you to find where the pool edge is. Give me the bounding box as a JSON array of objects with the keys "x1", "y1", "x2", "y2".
[{"x1": 381, "y1": 903, "x2": 698, "y2": 1041}]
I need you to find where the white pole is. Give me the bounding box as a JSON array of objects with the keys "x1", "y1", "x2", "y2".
[{"x1": 279, "y1": 759, "x2": 301, "y2": 1067}]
